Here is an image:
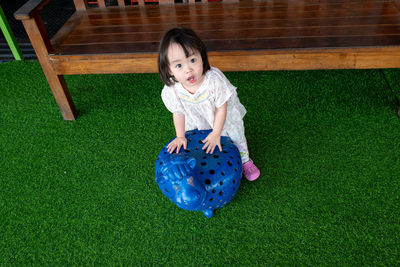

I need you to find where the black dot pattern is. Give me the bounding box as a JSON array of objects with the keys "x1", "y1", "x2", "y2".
[{"x1": 155, "y1": 129, "x2": 243, "y2": 215}]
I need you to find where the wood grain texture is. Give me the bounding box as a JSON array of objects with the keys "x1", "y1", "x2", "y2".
[
  {"x1": 50, "y1": 46, "x2": 400, "y2": 75},
  {"x1": 50, "y1": 0, "x2": 400, "y2": 59},
  {"x1": 51, "y1": 11, "x2": 85, "y2": 48}
]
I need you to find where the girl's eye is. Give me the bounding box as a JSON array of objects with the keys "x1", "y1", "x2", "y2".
[
  {"x1": 176, "y1": 64, "x2": 182, "y2": 69},
  {"x1": 190, "y1": 58, "x2": 197, "y2": 63}
]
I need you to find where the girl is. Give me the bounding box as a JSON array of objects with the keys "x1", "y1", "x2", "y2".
[{"x1": 158, "y1": 27, "x2": 260, "y2": 181}]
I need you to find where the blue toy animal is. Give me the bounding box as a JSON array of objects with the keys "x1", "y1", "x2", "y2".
[{"x1": 155, "y1": 129, "x2": 242, "y2": 218}]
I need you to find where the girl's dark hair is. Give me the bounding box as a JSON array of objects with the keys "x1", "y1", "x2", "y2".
[{"x1": 158, "y1": 27, "x2": 210, "y2": 86}]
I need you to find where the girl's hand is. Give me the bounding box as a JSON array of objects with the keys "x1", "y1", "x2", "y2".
[
  {"x1": 202, "y1": 132, "x2": 222, "y2": 154},
  {"x1": 167, "y1": 137, "x2": 187, "y2": 153}
]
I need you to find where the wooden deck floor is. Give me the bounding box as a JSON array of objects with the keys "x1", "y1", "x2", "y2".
[{"x1": 50, "y1": 0, "x2": 400, "y2": 73}]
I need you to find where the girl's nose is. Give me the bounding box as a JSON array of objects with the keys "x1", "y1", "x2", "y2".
[{"x1": 185, "y1": 65, "x2": 193, "y2": 73}]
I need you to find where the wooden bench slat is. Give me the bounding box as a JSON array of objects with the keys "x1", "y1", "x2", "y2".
[
  {"x1": 52, "y1": 35, "x2": 400, "y2": 56},
  {"x1": 67, "y1": 15, "x2": 400, "y2": 36},
  {"x1": 49, "y1": 47, "x2": 400, "y2": 75},
  {"x1": 60, "y1": 25, "x2": 400, "y2": 45},
  {"x1": 86, "y1": 1, "x2": 397, "y2": 16},
  {"x1": 51, "y1": 11, "x2": 85, "y2": 48},
  {"x1": 77, "y1": 5, "x2": 399, "y2": 27},
  {"x1": 85, "y1": 0, "x2": 396, "y2": 14}
]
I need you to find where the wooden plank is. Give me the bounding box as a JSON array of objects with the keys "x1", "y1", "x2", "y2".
[
  {"x1": 81, "y1": 0, "x2": 397, "y2": 18},
  {"x1": 209, "y1": 48, "x2": 400, "y2": 71},
  {"x1": 392, "y1": 0, "x2": 400, "y2": 10},
  {"x1": 52, "y1": 34, "x2": 400, "y2": 55},
  {"x1": 68, "y1": 15, "x2": 400, "y2": 36},
  {"x1": 60, "y1": 25, "x2": 400, "y2": 45},
  {"x1": 51, "y1": 11, "x2": 85, "y2": 47},
  {"x1": 77, "y1": 3, "x2": 399, "y2": 27},
  {"x1": 29, "y1": 15, "x2": 52, "y2": 52},
  {"x1": 55, "y1": 1, "x2": 400, "y2": 39},
  {"x1": 79, "y1": 11, "x2": 400, "y2": 28},
  {"x1": 50, "y1": 47, "x2": 400, "y2": 75},
  {"x1": 86, "y1": 0, "x2": 395, "y2": 15}
]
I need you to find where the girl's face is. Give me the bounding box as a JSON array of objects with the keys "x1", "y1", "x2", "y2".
[{"x1": 167, "y1": 42, "x2": 204, "y2": 93}]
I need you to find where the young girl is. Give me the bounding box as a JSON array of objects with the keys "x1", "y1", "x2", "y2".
[{"x1": 158, "y1": 27, "x2": 260, "y2": 181}]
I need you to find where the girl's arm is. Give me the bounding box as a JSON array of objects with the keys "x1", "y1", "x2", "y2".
[
  {"x1": 173, "y1": 113, "x2": 186, "y2": 138},
  {"x1": 202, "y1": 102, "x2": 227, "y2": 153},
  {"x1": 167, "y1": 113, "x2": 187, "y2": 153}
]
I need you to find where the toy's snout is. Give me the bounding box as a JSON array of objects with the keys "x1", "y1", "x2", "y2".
[
  {"x1": 173, "y1": 176, "x2": 205, "y2": 210},
  {"x1": 156, "y1": 155, "x2": 206, "y2": 211}
]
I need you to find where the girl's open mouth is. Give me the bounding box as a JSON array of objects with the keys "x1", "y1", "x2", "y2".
[{"x1": 187, "y1": 76, "x2": 196, "y2": 84}]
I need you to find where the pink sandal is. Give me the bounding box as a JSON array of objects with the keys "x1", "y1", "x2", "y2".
[{"x1": 242, "y1": 160, "x2": 260, "y2": 181}]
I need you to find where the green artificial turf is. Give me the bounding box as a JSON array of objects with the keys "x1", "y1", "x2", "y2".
[{"x1": 1, "y1": 61, "x2": 400, "y2": 265}]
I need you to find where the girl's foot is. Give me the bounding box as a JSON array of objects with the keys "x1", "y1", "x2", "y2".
[{"x1": 242, "y1": 160, "x2": 260, "y2": 181}]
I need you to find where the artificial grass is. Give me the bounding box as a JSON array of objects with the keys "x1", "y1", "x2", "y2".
[{"x1": 1, "y1": 61, "x2": 400, "y2": 265}]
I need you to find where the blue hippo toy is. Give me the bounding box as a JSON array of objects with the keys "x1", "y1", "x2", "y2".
[{"x1": 155, "y1": 129, "x2": 242, "y2": 218}]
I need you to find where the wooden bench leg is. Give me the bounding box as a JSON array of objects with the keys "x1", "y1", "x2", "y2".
[
  {"x1": 45, "y1": 72, "x2": 78, "y2": 121},
  {"x1": 21, "y1": 15, "x2": 78, "y2": 120}
]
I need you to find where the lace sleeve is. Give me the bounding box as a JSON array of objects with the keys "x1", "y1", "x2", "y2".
[
  {"x1": 210, "y1": 71, "x2": 235, "y2": 108},
  {"x1": 161, "y1": 86, "x2": 184, "y2": 114}
]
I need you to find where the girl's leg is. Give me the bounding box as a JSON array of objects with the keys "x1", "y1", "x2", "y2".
[
  {"x1": 227, "y1": 127, "x2": 260, "y2": 181},
  {"x1": 235, "y1": 136, "x2": 250, "y2": 163}
]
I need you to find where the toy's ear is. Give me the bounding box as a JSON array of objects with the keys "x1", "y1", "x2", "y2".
[{"x1": 186, "y1": 157, "x2": 196, "y2": 170}]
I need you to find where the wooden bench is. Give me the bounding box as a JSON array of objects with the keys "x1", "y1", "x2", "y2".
[{"x1": 15, "y1": 0, "x2": 400, "y2": 120}]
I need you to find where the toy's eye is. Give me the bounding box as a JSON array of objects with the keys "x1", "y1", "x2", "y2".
[{"x1": 187, "y1": 176, "x2": 194, "y2": 186}]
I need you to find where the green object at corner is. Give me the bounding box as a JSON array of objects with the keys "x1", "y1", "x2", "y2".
[{"x1": 0, "y1": 5, "x2": 23, "y2": 60}]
